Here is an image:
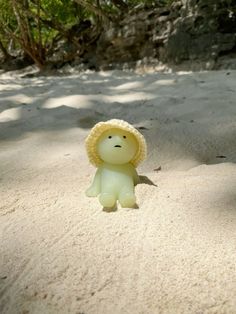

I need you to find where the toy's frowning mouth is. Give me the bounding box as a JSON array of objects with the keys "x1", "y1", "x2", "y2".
[{"x1": 114, "y1": 145, "x2": 122, "y2": 148}]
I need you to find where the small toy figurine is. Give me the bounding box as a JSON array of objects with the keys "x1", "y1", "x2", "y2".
[{"x1": 85, "y1": 119, "x2": 147, "y2": 208}]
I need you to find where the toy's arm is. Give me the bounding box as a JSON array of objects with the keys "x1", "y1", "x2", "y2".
[
  {"x1": 86, "y1": 168, "x2": 101, "y2": 197},
  {"x1": 132, "y1": 167, "x2": 140, "y2": 186}
]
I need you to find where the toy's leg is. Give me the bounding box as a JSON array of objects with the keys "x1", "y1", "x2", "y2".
[
  {"x1": 118, "y1": 185, "x2": 136, "y2": 208},
  {"x1": 97, "y1": 176, "x2": 117, "y2": 207},
  {"x1": 99, "y1": 193, "x2": 116, "y2": 208}
]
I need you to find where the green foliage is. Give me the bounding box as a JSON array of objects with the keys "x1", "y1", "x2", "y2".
[
  {"x1": 0, "y1": 0, "x2": 16, "y2": 33},
  {"x1": 39, "y1": 0, "x2": 78, "y2": 24},
  {"x1": 0, "y1": 0, "x2": 177, "y2": 66},
  {"x1": 0, "y1": 0, "x2": 13, "y2": 21}
]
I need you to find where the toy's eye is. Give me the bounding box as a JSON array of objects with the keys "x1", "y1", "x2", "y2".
[
  {"x1": 108, "y1": 136, "x2": 112, "y2": 139},
  {"x1": 123, "y1": 135, "x2": 126, "y2": 139}
]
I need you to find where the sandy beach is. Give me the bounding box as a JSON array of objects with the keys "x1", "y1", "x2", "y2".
[{"x1": 1, "y1": 68, "x2": 236, "y2": 314}]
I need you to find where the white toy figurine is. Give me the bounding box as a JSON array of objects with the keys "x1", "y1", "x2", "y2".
[{"x1": 85, "y1": 119, "x2": 147, "y2": 208}]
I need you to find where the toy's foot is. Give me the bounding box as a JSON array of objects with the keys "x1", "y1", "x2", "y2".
[
  {"x1": 99, "y1": 193, "x2": 116, "y2": 207},
  {"x1": 119, "y1": 193, "x2": 136, "y2": 208}
]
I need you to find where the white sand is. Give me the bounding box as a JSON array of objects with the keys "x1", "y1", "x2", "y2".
[{"x1": 0, "y1": 68, "x2": 236, "y2": 314}]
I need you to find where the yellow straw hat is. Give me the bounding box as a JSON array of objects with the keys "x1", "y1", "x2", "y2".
[{"x1": 85, "y1": 119, "x2": 147, "y2": 168}]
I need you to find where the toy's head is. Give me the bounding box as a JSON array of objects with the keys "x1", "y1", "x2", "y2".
[
  {"x1": 97, "y1": 128, "x2": 138, "y2": 164},
  {"x1": 85, "y1": 119, "x2": 147, "y2": 167}
]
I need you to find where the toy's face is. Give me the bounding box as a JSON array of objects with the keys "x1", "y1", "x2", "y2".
[{"x1": 97, "y1": 128, "x2": 138, "y2": 164}]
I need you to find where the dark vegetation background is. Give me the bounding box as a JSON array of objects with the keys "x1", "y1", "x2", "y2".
[{"x1": 0, "y1": 0, "x2": 235, "y2": 72}]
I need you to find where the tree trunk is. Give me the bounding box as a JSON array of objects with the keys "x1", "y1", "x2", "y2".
[
  {"x1": 11, "y1": 0, "x2": 46, "y2": 69},
  {"x1": 0, "y1": 39, "x2": 12, "y2": 60}
]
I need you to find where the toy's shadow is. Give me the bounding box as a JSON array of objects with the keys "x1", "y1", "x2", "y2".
[
  {"x1": 139, "y1": 175, "x2": 157, "y2": 187},
  {"x1": 132, "y1": 203, "x2": 139, "y2": 210},
  {"x1": 103, "y1": 204, "x2": 118, "y2": 213},
  {"x1": 103, "y1": 203, "x2": 139, "y2": 213}
]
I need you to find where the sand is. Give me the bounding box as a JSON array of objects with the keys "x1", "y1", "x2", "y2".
[{"x1": 0, "y1": 68, "x2": 236, "y2": 314}]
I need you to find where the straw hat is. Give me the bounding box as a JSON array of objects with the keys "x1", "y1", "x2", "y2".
[{"x1": 85, "y1": 119, "x2": 147, "y2": 168}]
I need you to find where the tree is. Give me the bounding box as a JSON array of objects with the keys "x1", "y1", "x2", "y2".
[
  {"x1": 0, "y1": 0, "x2": 80, "y2": 69},
  {"x1": 0, "y1": 0, "x2": 176, "y2": 69}
]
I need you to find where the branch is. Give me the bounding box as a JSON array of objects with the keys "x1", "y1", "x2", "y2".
[
  {"x1": 111, "y1": 0, "x2": 128, "y2": 10},
  {"x1": 0, "y1": 39, "x2": 12, "y2": 60},
  {"x1": 36, "y1": 0, "x2": 43, "y2": 60},
  {"x1": 73, "y1": 0, "x2": 111, "y2": 21}
]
